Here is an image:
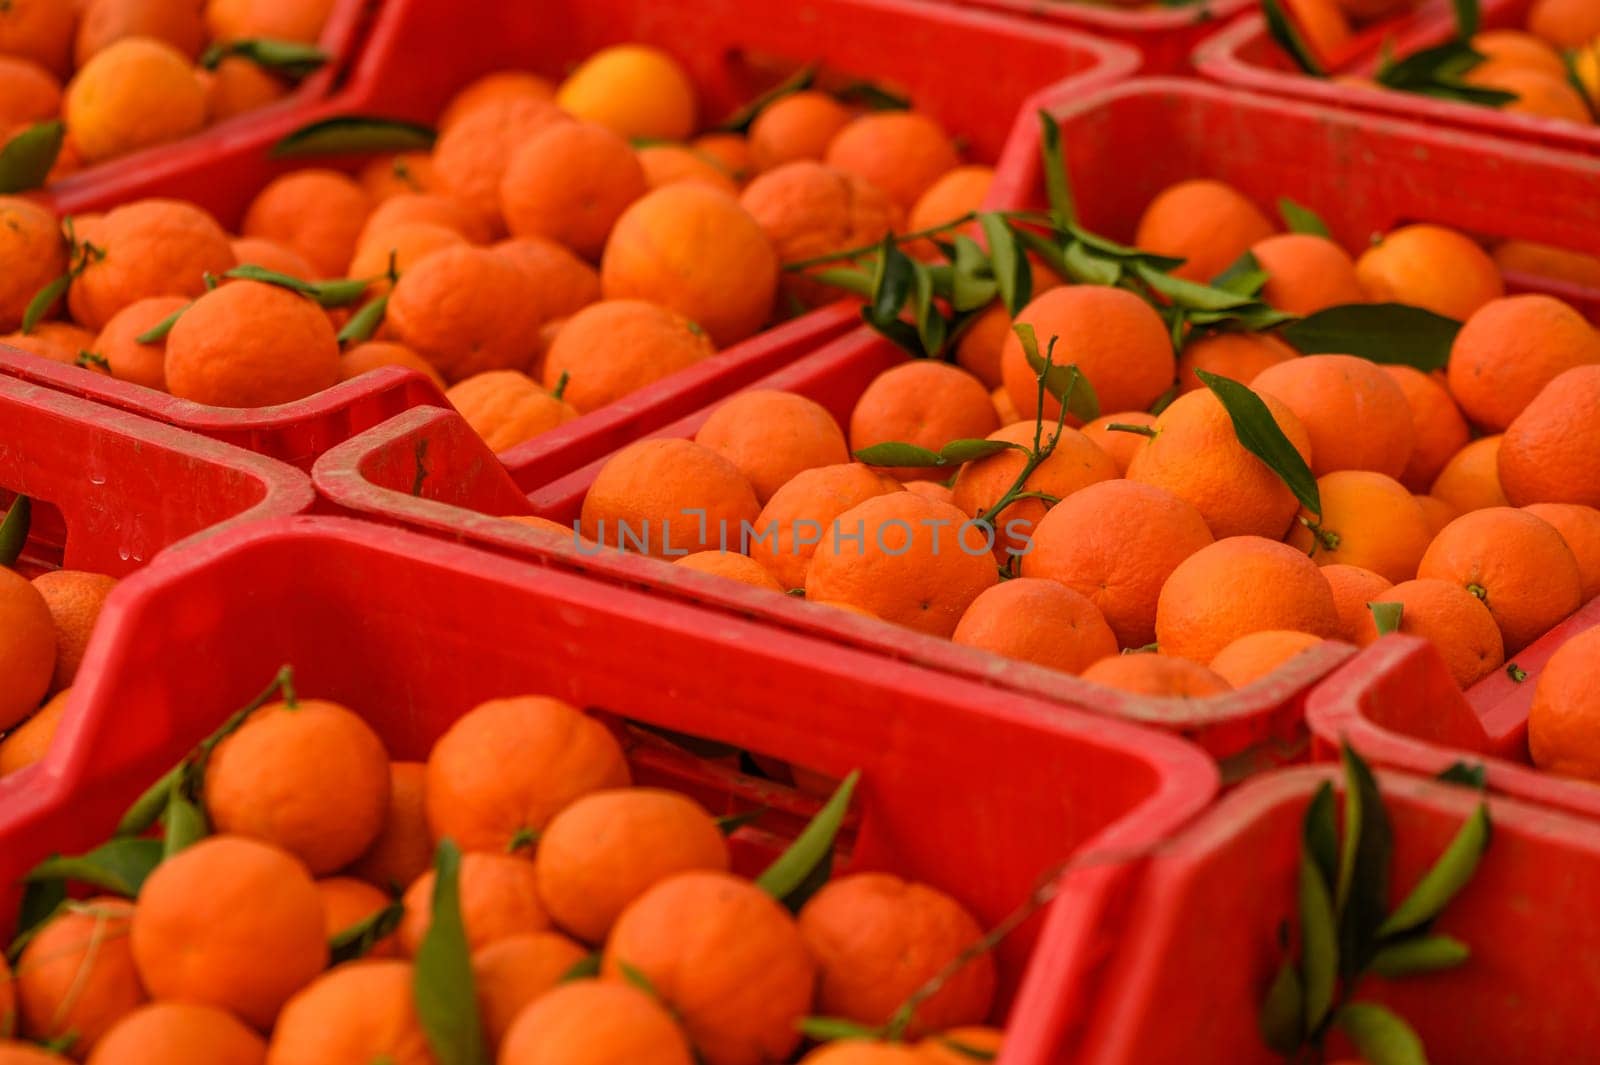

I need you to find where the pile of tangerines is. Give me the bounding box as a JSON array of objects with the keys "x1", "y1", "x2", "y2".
[{"x1": 0, "y1": 683, "x2": 1005, "y2": 1064}]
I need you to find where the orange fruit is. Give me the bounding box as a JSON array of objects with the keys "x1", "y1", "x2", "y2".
[
  {"x1": 1156, "y1": 536, "x2": 1340, "y2": 664},
  {"x1": 15, "y1": 898, "x2": 145, "y2": 1052},
  {"x1": 65, "y1": 38, "x2": 206, "y2": 164},
  {"x1": 1499, "y1": 365, "x2": 1600, "y2": 508},
  {"x1": 1081, "y1": 411, "x2": 1155, "y2": 475},
  {"x1": 1524, "y1": 503, "x2": 1600, "y2": 602},
  {"x1": 953, "y1": 304, "x2": 1015, "y2": 391},
  {"x1": 0, "y1": 567, "x2": 54, "y2": 731},
  {"x1": 918, "y1": 1028, "x2": 1004, "y2": 1065},
  {"x1": 0, "y1": 197, "x2": 66, "y2": 334},
  {"x1": 165, "y1": 279, "x2": 340, "y2": 406},
  {"x1": 800, "y1": 872, "x2": 993, "y2": 1033},
  {"x1": 1000, "y1": 286, "x2": 1175, "y2": 422},
  {"x1": 637, "y1": 144, "x2": 739, "y2": 195},
  {"x1": 949, "y1": 420, "x2": 1118, "y2": 557},
  {"x1": 1418, "y1": 506, "x2": 1584, "y2": 653},
  {"x1": 746, "y1": 462, "x2": 901, "y2": 590},
  {"x1": 797, "y1": 1044, "x2": 926, "y2": 1065},
  {"x1": 0, "y1": 687, "x2": 70, "y2": 776},
  {"x1": 346, "y1": 222, "x2": 465, "y2": 289},
  {"x1": 1355, "y1": 224, "x2": 1503, "y2": 321},
  {"x1": 739, "y1": 161, "x2": 901, "y2": 308},
  {"x1": 30, "y1": 569, "x2": 115, "y2": 691},
  {"x1": 500, "y1": 122, "x2": 648, "y2": 260},
  {"x1": 472, "y1": 932, "x2": 589, "y2": 1053},
  {"x1": 88, "y1": 1002, "x2": 266, "y2": 1065},
  {"x1": 1383, "y1": 365, "x2": 1470, "y2": 492},
  {"x1": 991, "y1": 383, "x2": 1020, "y2": 425},
  {"x1": 1208, "y1": 629, "x2": 1326, "y2": 688},
  {"x1": 317, "y1": 877, "x2": 398, "y2": 959},
  {"x1": 201, "y1": 56, "x2": 288, "y2": 124},
  {"x1": 265, "y1": 959, "x2": 433, "y2": 1065},
  {"x1": 1447, "y1": 295, "x2": 1600, "y2": 432},
  {"x1": 386, "y1": 245, "x2": 545, "y2": 382},
  {"x1": 90, "y1": 296, "x2": 187, "y2": 391},
  {"x1": 242, "y1": 170, "x2": 371, "y2": 279},
  {"x1": 804, "y1": 492, "x2": 1000, "y2": 637},
  {"x1": 399, "y1": 851, "x2": 549, "y2": 956},
  {"x1": 1493, "y1": 240, "x2": 1600, "y2": 289},
  {"x1": 1080, "y1": 652, "x2": 1233, "y2": 696},
  {"x1": 494, "y1": 236, "x2": 601, "y2": 322},
  {"x1": 692, "y1": 133, "x2": 754, "y2": 183},
  {"x1": 500, "y1": 980, "x2": 694, "y2": 1065},
  {"x1": 1251, "y1": 354, "x2": 1415, "y2": 478},
  {"x1": 1285, "y1": 0, "x2": 1353, "y2": 61},
  {"x1": 340, "y1": 341, "x2": 447, "y2": 391},
  {"x1": 1135, "y1": 179, "x2": 1276, "y2": 284},
  {"x1": 348, "y1": 761, "x2": 432, "y2": 893},
  {"x1": 359, "y1": 152, "x2": 437, "y2": 203},
  {"x1": 580, "y1": 438, "x2": 761, "y2": 557},
  {"x1": 438, "y1": 71, "x2": 556, "y2": 132},
  {"x1": 1021, "y1": 479, "x2": 1214, "y2": 649},
  {"x1": 433, "y1": 95, "x2": 568, "y2": 231},
  {"x1": 1251, "y1": 233, "x2": 1364, "y2": 315},
  {"x1": 540, "y1": 298, "x2": 713, "y2": 414},
  {"x1": 673, "y1": 550, "x2": 788, "y2": 591},
  {"x1": 447, "y1": 370, "x2": 577, "y2": 453},
  {"x1": 68, "y1": 199, "x2": 235, "y2": 331},
  {"x1": 230, "y1": 237, "x2": 316, "y2": 281},
  {"x1": 425, "y1": 695, "x2": 630, "y2": 853},
  {"x1": 0, "y1": 55, "x2": 60, "y2": 129},
  {"x1": 556, "y1": 44, "x2": 696, "y2": 142},
  {"x1": 601, "y1": 183, "x2": 779, "y2": 347},
  {"x1": 1322, "y1": 562, "x2": 1394, "y2": 642},
  {"x1": 204, "y1": 696, "x2": 390, "y2": 874},
  {"x1": 1529, "y1": 0, "x2": 1600, "y2": 47},
  {"x1": 0, "y1": 0, "x2": 76, "y2": 76},
  {"x1": 1175, "y1": 331, "x2": 1297, "y2": 393},
  {"x1": 0, "y1": 1045, "x2": 62, "y2": 1065},
  {"x1": 1416, "y1": 494, "x2": 1460, "y2": 538},
  {"x1": 1465, "y1": 66, "x2": 1591, "y2": 123},
  {"x1": 1286, "y1": 471, "x2": 1432, "y2": 583},
  {"x1": 1470, "y1": 30, "x2": 1567, "y2": 78},
  {"x1": 360, "y1": 191, "x2": 492, "y2": 247},
  {"x1": 824, "y1": 111, "x2": 959, "y2": 212},
  {"x1": 952, "y1": 577, "x2": 1118, "y2": 674},
  {"x1": 76, "y1": 0, "x2": 205, "y2": 65},
  {"x1": 1352, "y1": 578, "x2": 1505, "y2": 688},
  {"x1": 905, "y1": 164, "x2": 994, "y2": 253},
  {"x1": 603, "y1": 870, "x2": 816, "y2": 1065},
  {"x1": 848, "y1": 361, "x2": 1000, "y2": 481},
  {"x1": 1528, "y1": 626, "x2": 1600, "y2": 781},
  {"x1": 749, "y1": 91, "x2": 853, "y2": 173},
  {"x1": 693, "y1": 390, "x2": 849, "y2": 503},
  {"x1": 1430, "y1": 435, "x2": 1508, "y2": 513},
  {"x1": 1126, "y1": 387, "x2": 1314, "y2": 540},
  {"x1": 501, "y1": 514, "x2": 576, "y2": 538},
  {"x1": 131, "y1": 835, "x2": 328, "y2": 1029},
  {"x1": 205, "y1": 0, "x2": 335, "y2": 43},
  {"x1": 536, "y1": 787, "x2": 730, "y2": 944}
]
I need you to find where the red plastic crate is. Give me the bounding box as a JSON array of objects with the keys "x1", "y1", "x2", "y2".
[
  {"x1": 1197, "y1": 0, "x2": 1600, "y2": 159},
  {"x1": 0, "y1": 516, "x2": 1219, "y2": 1064},
  {"x1": 1306, "y1": 602, "x2": 1600, "y2": 820},
  {"x1": 921, "y1": 0, "x2": 1254, "y2": 74},
  {"x1": 0, "y1": 373, "x2": 314, "y2": 802},
  {"x1": 1067, "y1": 765, "x2": 1600, "y2": 1061}
]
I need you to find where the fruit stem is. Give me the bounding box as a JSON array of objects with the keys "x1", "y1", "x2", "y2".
[{"x1": 1105, "y1": 422, "x2": 1157, "y2": 438}]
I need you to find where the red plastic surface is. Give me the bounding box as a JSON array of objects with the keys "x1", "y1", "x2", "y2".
[
  {"x1": 1197, "y1": 0, "x2": 1600, "y2": 159},
  {"x1": 1070, "y1": 766, "x2": 1600, "y2": 1061},
  {"x1": 1307, "y1": 601, "x2": 1600, "y2": 820},
  {"x1": 924, "y1": 0, "x2": 1253, "y2": 74},
  {"x1": 0, "y1": 516, "x2": 1219, "y2": 1064}
]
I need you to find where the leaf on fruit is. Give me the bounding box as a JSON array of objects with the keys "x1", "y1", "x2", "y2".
[
  {"x1": 1280, "y1": 303, "x2": 1461, "y2": 371},
  {"x1": 272, "y1": 116, "x2": 437, "y2": 158},
  {"x1": 756, "y1": 770, "x2": 859, "y2": 910},
  {"x1": 1278, "y1": 197, "x2": 1331, "y2": 238},
  {"x1": 1194, "y1": 370, "x2": 1320, "y2": 518},
  {"x1": 0, "y1": 120, "x2": 65, "y2": 195},
  {"x1": 1369, "y1": 601, "x2": 1404, "y2": 637},
  {"x1": 413, "y1": 840, "x2": 489, "y2": 1065}
]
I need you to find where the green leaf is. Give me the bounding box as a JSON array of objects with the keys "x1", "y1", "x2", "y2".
[
  {"x1": 1135, "y1": 262, "x2": 1260, "y2": 312},
  {"x1": 115, "y1": 765, "x2": 182, "y2": 838},
  {"x1": 23, "y1": 838, "x2": 165, "y2": 897},
  {"x1": 1067, "y1": 224, "x2": 1184, "y2": 271},
  {"x1": 1452, "y1": 0, "x2": 1480, "y2": 40},
  {"x1": 1063, "y1": 240, "x2": 1121, "y2": 287},
  {"x1": 338, "y1": 293, "x2": 390, "y2": 345},
  {"x1": 1278, "y1": 197, "x2": 1331, "y2": 238},
  {"x1": 0, "y1": 120, "x2": 65, "y2": 194},
  {"x1": 1436, "y1": 762, "x2": 1487, "y2": 789},
  {"x1": 1194, "y1": 370, "x2": 1320, "y2": 518},
  {"x1": 1038, "y1": 110, "x2": 1075, "y2": 227},
  {"x1": 1148, "y1": 383, "x2": 1179, "y2": 416},
  {"x1": 866, "y1": 235, "x2": 915, "y2": 329},
  {"x1": 1378, "y1": 803, "x2": 1490, "y2": 938},
  {"x1": 1279, "y1": 303, "x2": 1462, "y2": 371},
  {"x1": 1259, "y1": 955, "x2": 1304, "y2": 1055},
  {"x1": 201, "y1": 38, "x2": 328, "y2": 79},
  {"x1": 134, "y1": 303, "x2": 189, "y2": 344},
  {"x1": 1337, "y1": 745, "x2": 1394, "y2": 980},
  {"x1": 1015, "y1": 323, "x2": 1098, "y2": 422},
  {"x1": 797, "y1": 1017, "x2": 883, "y2": 1042},
  {"x1": 977, "y1": 213, "x2": 1031, "y2": 316},
  {"x1": 854, "y1": 442, "x2": 943, "y2": 467},
  {"x1": 809, "y1": 267, "x2": 876, "y2": 300},
  {"x1": 10, "y1": 880, "x2": 66, "y2": 961},
  {"x1": 714, "y1": 808, "x2": 767, "y2": 836},
  {"x1": 1261, "y1": 0, "x2": 1326, "y2": 76},
  {"x1": 618, "y1": 961, "x2": 660, "y2": 999},
  {"x1": 932, "y1": 1036, "x2": 998, "y2": 1061},
  {"x1": 330, "y1": 900, "x2": 405, "y2": 965},
  {"x1": 714, "y1": 63, "x2": 818, "y2": 133},
  {"x1": 938, "y1": 439, "x2": 1024, "y2": 464},
  {"x1": 558, "y1": 952, "x2": 601, "y2": 983},
  {"x1": 1304, "y1": 780, "x2": 1338, "y2": 893},
  {"x1": 226, "y1": 265, "x2": 369, "y2": 307},
  {"x1": 0, "y1": 495, "x2": 31, "y2": 569},
  {"x1": 1212, "y1": 250, "x2": 1269, "y2": 297},
  {"x1": 1369, "y1": 934, "x2": 1470, "y2": 978},
  {"x1": 1335, "y1": 1002, "x2": 1428, "y2": 1065},
  {"x1": 272, "y1": 116, "x2": 437, "y2": 159},
  {"x1": 1299, "y1": 849, "x2": 1339, "y2": 1031},
  {"x1": 833, "y1": 79, "x2": 910, "y2": 111},
  {"x1": 161, "y1": 785, "x2": 208, "y2": 858},
  {"x1": 910, "y1": 260, "x2": 947, "y2": 358},
  {"x1": 1188, "y1": 303, "x2": 1299, "y2": 331},
  {"x1": 949, "y1": 236, "x2": 998, "y2": 313},
  {"x1": 21, "y1": 273, "x2": 70, "y2": 335},
  {"x1": 1370, "y1": 601, "x2": 1404, "y2": 637},
  {"x1": 413, "y1": 840, "x2": 489, "y2": 1065},
  {"x1": 756, "y1": 770, "x2": 859, "y2": 908}
]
